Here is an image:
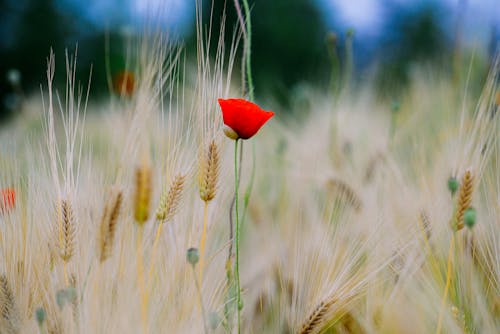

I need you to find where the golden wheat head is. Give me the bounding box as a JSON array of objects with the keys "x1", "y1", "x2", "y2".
[
  {"x1": 199, "y1": 140, "x2": 219, "y2": 202},
  {"x1": 455, "y1": 169, "x2": 474, "y2": 230},
  {"x1": 156, "y1": 174, "x2": 186, "y2": 222},
  {"x1": 0, "y1": 274, "x2": 19, "y2": 332},
  {"x1": 326, "y1": 178, "x2": 362, "y2": 212},
  {"x1": 134, "y1": 165, "x2": 152, "y2": 225},
  {"x1": 60, "y1": 199, "x2": 76, "y2": 262},
  {"x1": 99, "y1": 190, "x2": 123, "y2": 262},
  {"x1": 299, "y1": 298, "x2": 337, "y2": 334}
]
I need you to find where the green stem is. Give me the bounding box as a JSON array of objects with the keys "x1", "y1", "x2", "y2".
[
  {"x1": 192, "y1": 265, "x2": 208, "y2": 334},
  {"x1": 241, "y1": 142, "x2": 255, "y2": 227},
  {"x1": 241, "y1": 0, "x2": 254, "y2": 101},
  {"x1": 234, "y1": 139, "x2": 242, "y2": 333}
]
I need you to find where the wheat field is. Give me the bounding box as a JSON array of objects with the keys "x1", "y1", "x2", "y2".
[{"x1": 0, "y1": 6, "x2": 500, "y2": 334}]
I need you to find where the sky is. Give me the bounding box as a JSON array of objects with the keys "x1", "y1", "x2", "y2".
[
  {"x1": 321, "y1": 0, "x2": 500, "y2": 48},
  {"x1": 322, "y1": 0, "x2": 500, "y2": 30}
]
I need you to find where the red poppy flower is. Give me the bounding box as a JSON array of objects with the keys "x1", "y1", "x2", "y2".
[
  {"x1": 113, "y1": 71, "x2": 135, "y2": 96},
  {"x1": 218, "y1": 98, "x2": 274, "y2": 140},
  {"x1": 0, "y1": 188, "x2": 15, "y2": 214}
]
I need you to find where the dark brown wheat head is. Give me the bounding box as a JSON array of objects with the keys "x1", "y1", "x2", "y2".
[{"x1": 99, "y1": 190, "x2": 123, "y2": 262}]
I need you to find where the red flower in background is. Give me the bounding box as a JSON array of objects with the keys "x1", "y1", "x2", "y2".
[
  {"x1": 218, "y1": 98, "x2": 274, "y2": 140},
  {"x1": 113, "y1": 71, "x2": 135, "y2": 97},
  {"x1": 0, "y1": 188, "x2": 15, "y2": 214}
]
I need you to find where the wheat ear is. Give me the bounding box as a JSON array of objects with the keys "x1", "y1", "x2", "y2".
[
  {"x1": 134, "y1": 166, "x2": 152, "y2": 225},
  {"x1": 455, "y1": 170, "x2": 474, "y2": 231},
  {"x1": 199, "y1": 140, "x2": 220, "y2": 202},
  {"x1": 0, "y1": 274, "x2": 19, "y2": 332},
  {"x1": 60, "y1": 199, "x2": 76, "y2": 262},
  {"x1": 133, "y1": 165, "x2": 151, "y2": 332},
  {"x1": 199, "y1": 141, "x2": 220, "y2": 282},
  {"x1": 99, "y1": 190, "x2": 123, "y2": 262},
  {"x1": 156, "y1": 174, "x2": 186, "y2": 223},
  {"x1": 147, "y1": 174, "x2": 186, "y2": 295},
  {"x1": 327, "y1": 178, "x2": 363, "y2": 212},
  {"x1": 59, "y1": 199, "x2": 76, "y2": 285},
  {"x1": 299, "y1": 297, "x2": 338, "y2": 334}
]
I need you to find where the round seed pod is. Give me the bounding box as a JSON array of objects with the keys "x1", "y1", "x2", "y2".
[
  {"x1": 464, "y1": 207, "x2": 476, "y2": 229},
  {"x1": 187, "y1": 248, "x2": 200, "y2": 266},
  {"x1": 448, "y1": 176, "x2": 459, "y2": 196}
]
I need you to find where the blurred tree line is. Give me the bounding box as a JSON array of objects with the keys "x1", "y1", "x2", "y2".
[
  {"x1": 185, "y1": 0, "x2": 333, "y2": 105},
  {"x1": 0, "y1": 0, "x2": 497, "y2": 120}
]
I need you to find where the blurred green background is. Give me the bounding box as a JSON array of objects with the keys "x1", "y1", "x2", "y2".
[{"x1": 0, "y1": 0, "x2": 498, "y2": 120}]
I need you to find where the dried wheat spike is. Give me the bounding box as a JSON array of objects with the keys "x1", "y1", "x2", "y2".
[
  {"x1": 364, "y1": 152, "x2": 384, "y2": 183},
  {"x1": 60, "y1": 199, "x2": 76, "y2": 262},
  {"x1": 134, "y1": 165, "x2": 152, "y2": 224},
  {"x1": 419, "y1": 210, "x2": 432, "y2": 241},
  {"x1": 199, "y1": 140, "x2": 219, "y2": 202},
  {"x1": 99, "y1": 190, "x2": 123, "y2": 262},
  {"x1": 299, "y1": 297, "x2": 337, "y2": 334},
  {"x1": 70, "y1": 274, "x2": 79, "y2": 325},
  {"x1": 0, "y1": 274, "x2": 19, "y2": 332},
  {"x1": 156, "y1": 174, "x2": 185, "y2": 222},
  {"x1": 455, "y1": 170, "x2": 474, "y2": 230},
  {"x1": 327, "y1": 178, "x2": 362, "y2": 212}
]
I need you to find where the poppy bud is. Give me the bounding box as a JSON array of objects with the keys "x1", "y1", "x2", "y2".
[
  {"x1": 187, "y1": 247, "x2": 199, "y2": 266},
  {"x1": 35, "y1": 307, "x2": 46, "y2": 327},
  {"x1": 447, "y1": 176, "x2": 459, "y2": 196},
  {"x1": 464, "y1": 207, "x2": 476, "y2": 229},
  {"x1": 113, "y1": 71, "x2": 135, "y2": 96},
  {"x1": 1, "y1": 188, "x2": 15, "y2": 214}
]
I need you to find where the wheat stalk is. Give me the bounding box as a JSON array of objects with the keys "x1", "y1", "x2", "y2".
[
  {"x1": 455, "y1": 170, "x2": 474, "y2": 231},
  {"x1": 147, "y1": 174, "x2": 186, "y2": 294},
  {"x1": 133, "y1": 164, "x2": 151, "y2": 331},
  {"x1": 99, "y1": 190, "x2": 123, "y2": 262},
  {"x1": 198, "y1": 140, "x2": 220, "y2": 282}
]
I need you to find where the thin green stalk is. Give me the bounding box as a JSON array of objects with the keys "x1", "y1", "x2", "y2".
[
  {"x1": 436, "y1": 233, "x2": 455, "y2": 334},
  {"x1": 242, "y1": 0, "x2": 254, "y2": 101},
  {"x1": 234, "y1": 139, "x2": 242, "y2": 333},
  {"x1": 192, "y1": 265, "x2": 208, "y2": 334},
  {"x1": 241, "y1": 141, "x2": 255, "y2": 227}
]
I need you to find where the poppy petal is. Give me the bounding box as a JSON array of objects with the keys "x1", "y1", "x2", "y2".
[{"x1": 218, "y1": 98, "x2": 274, "y2": 139}]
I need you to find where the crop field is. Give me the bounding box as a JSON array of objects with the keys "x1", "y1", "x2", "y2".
[{"x1": 0, "y1": 1, "x2": 499, "y2": 333}]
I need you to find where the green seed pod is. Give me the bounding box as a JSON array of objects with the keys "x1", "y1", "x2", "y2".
[
  {"x1": 448, "y1": 176, "x2": 459, "y2": 196},
  {"x1": 56, "y1": 287, "x2": 77, "y2": 309},
  {"x1": 391, "y1": 101, "x2": 401, "y2": 113},
  {"x1": 56, "y1": 289, "x2": 66, "y2": 309},
  {"x1": 35, "y1": 307, "x2": 46, "y2": 326},
  {"x1": 187, "y1": 248, "x2": 199, "y2": 266},
  {"x1": 208, "y1": 312, "x2": 220, "y2": 330},
  {"x1": 464, "y1": 207, "x2": 476, "y2": 229}
]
